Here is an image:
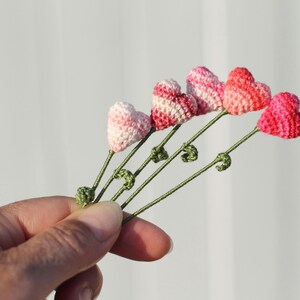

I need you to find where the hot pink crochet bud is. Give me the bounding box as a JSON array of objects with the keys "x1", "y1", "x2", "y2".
[
  {"x1": 108, "y1": 102, "x2": 151, "y2": 152},
  {"x1": 257, "y1": 92, "x2": 300, "y2": 139},
  {"x1": 186, "y1": 66, "x2": 224, "y2": 115},
  {"x1": 151, "y1": 79, "x2": 198, "y2": 131},
  {"x1": 223, "y1": 67, "x2": 271, "y2": 115}
]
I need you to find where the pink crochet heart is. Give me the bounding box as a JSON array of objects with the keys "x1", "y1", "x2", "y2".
[
  {"x1": 223, "y1": 67, "x2": 271, "y2": 115},
  {"x1": 108, "y1": 102, "x2": 151, "y2": 152},
  {"x1": 257, "y1": 92, "x2": 300, "y2": 139},
  {"x1": 186, "y1": 66, "x2": 224, "y2": 115},
  {"x1": 151, "y1": 79, "x2": 198, "y2": 130}
]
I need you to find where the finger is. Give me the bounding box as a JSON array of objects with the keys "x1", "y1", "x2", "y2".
[
  {"x1": 0, "y1": 196, "x2": 79, "y2": 249},
  {"x1": 0, "y1": 196, "x2": 172, "y2": 261},
  {"x1": 0, "y1": 201, "x2": 122, "y2": 299},
  {"x1": 110, "y1": 213, "x2": 172, "y2": 261},
  {"x1": 55, "y1": 265, "x2": 102, "y2": 300}
]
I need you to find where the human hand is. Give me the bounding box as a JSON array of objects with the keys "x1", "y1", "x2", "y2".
[{"x1": 0, "y1": 196, "x2": 172, "y2": 299}]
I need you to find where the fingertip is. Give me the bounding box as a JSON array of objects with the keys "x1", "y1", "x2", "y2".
[
  {"x1": 111, "y1": 215, "x2": 172, "y2": 261},
  {"x1": 55, "y1": 265, "x2": 102, "y2": 300},
  {"x1": 76, "y1": 201, "x2": 123, "y2": 243}
]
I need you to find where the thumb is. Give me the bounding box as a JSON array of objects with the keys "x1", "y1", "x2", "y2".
[{"x1": 0, "y1": 201, "x2": 122, "y2": 299}]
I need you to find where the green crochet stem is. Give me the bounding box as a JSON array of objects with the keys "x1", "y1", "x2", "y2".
[
  {"x1": 75, "y1": 149, "x2": 115, "y2": 207},
  {"x1": 110, "y1": 124, "x2": 181, "y2": 202},
  {"x1": 121, "y1": 109, "x2": 229, "y2": 210},
  {"x1": 123, "y1": 126, "x2": 260, "y2": 223},
  {"x1": 92, "y1": 150, "x2": 115, "y2": 190},
  {"x1": 93, "y1": 127, "x2": 156, "y2": 203}
]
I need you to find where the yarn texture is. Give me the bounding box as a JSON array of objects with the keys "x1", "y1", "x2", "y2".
[
  {"x1": 257, "y1": 92, "x2": 300, "y2": 138},
  {"x1": 151, "y1": 79, "x2": 198, "y2": 130},
  {"x1": 75, "y1": 186, "x2": 95, "y2": 207},
  {"x1": 186, "y1": 66, "x2": 224, "y2": 115},
  {"x1": 114, "y1": 169, "x2": 135, "y2": 190},
  {"x1": 108, "y1": 102, "x2": 151, "y2": 152},
  {"x1": 223, "y1": 67, "x2": 271, "y2": 115},
  {"x1": 77, "y1": 64, "x2": 300, "y2": 225}
]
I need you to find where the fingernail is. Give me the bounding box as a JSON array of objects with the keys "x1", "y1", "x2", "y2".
[
  {"x1": 79, "y1": 288, "x2": 93, "y2": 300},
  {"x1": 77, "y1": 201, "x2": 122, "y2": 243}
]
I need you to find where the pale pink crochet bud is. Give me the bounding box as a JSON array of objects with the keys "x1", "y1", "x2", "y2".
[
  {"x1": 186, "y1": 66, "x2": 224, "y2": 115},
  {"x1": 108, "y1": 102, "x2": 151, "y2": 152}
]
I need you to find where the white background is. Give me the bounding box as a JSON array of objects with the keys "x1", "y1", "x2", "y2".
[{"x1": 0, "y1": 0, "x2": 300, "y2": 299}]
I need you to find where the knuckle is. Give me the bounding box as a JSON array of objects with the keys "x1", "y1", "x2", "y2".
[
  {"x1": 0, "y1": 248, "x2": 30, "y2": 290},
  {"x1": 8, "y1": 221, "x2": 96, "y2": 279},
  {"x1": 40, "y1": 220, "x2": 93, "y2": 263}
]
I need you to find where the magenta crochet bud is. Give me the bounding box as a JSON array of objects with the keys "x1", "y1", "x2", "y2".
[{"x1": 257, "y1": 92, "x2": 300, "y2": 139}]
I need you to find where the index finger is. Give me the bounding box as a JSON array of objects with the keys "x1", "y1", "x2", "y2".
[{"x1": 0, "y1": 196, "x2": 172, "y2": 261}]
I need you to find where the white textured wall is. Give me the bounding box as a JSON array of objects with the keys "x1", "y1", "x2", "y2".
[{"x1": 0, "y1": 1, "x2": 299, "y2": 299}]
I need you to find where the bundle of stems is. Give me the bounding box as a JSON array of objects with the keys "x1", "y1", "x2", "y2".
[{"x1": 75, "y1": 67, "x2": 300, "y2": 222}]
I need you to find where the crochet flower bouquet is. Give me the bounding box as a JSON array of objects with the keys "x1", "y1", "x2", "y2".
[{"x1": 75, "y1": 66, "x2": 300, "y2": 223}]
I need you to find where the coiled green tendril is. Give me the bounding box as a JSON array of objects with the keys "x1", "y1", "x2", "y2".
[
  {"x1": 114, "y1": 169, "x2": 135, "y2": 190},
  {"x1": 181, "y1": 144, "x2": 198, "y2": 162},
  {"x1": 150, "y1": 146, "x2": 169, "y2": 163},
  {"x1": 215, "y1": 152, "x2": 231, "y2": 171}
]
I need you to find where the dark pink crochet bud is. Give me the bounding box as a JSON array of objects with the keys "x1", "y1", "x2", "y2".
[
  {"x1": 151, "y1": 79, "x2": 198, "y2": 131},
  {"x1": 257, "y1": 92, "x2": 300, "y2": 139}
]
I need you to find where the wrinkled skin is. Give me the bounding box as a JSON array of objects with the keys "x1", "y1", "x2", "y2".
[{"x1": 0, "y1": 196, "x2": 172, "y2": 299}]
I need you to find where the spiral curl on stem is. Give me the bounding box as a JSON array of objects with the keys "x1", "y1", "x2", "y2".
[
  {"x1": 181, "y1": 144, "x2": 198, "y2": 162},
  {"x1": 123, "y1": 126, "x2": 260, "y2": 223},
  {"x1": 114, "y1": 169, "x2": 135, "y2": 190},
  {"x1": 150, "y1": 146, "x2": 169, "y2": 163},
  {"x1": 215, "y1": 152, "x2": 231, "y2": 171}
]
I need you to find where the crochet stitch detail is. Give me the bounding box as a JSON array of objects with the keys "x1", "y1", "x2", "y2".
[
  {"x1": 114, "y1": 169, "x2": 135, "y2": 190},
  {"x1": 151, "y1": 146, "x2": 169, "y2": 163},
  {"x1": 186, "y1": 66, "x2": 225, "y2": 115},
  {"x1": 107, "y1": 102, "x2": 152, "y2": 152},
  {"x1": 257, "y1": 92, "x2": 300, "y2": 139},
  {"x1": 215, "y1": 152, "x2": 231, "y2": 171},
  {"x1": 181, "y1": 144, "x2": 198, "y2": 162},
  {"x1": 75, "y1": 186, "x2": 95, "y2": 207},
  {"x1": 151, "y1": 79, "x2": 198, "y2": 130},
  {"x1": 223, "y1": 67, "x2": 271, "y2": 115}
]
